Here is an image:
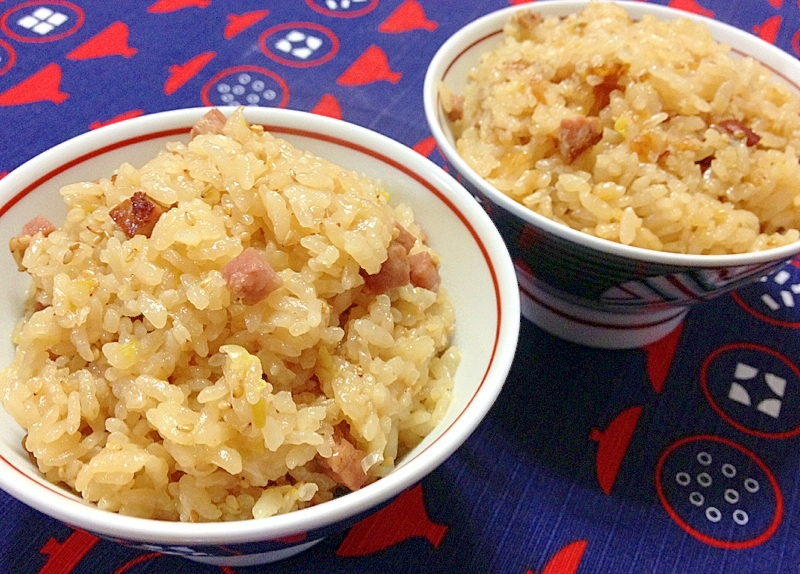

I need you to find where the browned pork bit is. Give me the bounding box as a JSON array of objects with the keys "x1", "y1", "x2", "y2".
[
  {"x1": 409, "y1": 251, "x2": 441, "y2": 292},
  {"x1": 109, "y1": 192, "x2": 165, "y2": 238},
  {"x1": 716, "y1": 119, "x2": 761, "y2": 147},
  {"x1": 319, "y1": 424, "x2": 369, "y2": 491},
  {"x1": 221, "y1": 247, "x2": 283, "y2": 305},
  {"x1": 190, "y1": 108, "x2": 227, "y2": 139},
  {"x1": 393, "y1": 223, "x2": 417, "y2": 252},
  {"x1": 559, "y1": 116, "x2": 604, "y2": 163},
  {"x1": 9, "y1": 216, "x2": 56, "y2": 270},
  {"x1": 362, "y1": 225, "x2": 441, "y2": 295},
  {"x1": 445, "y1": 93, "x2": 464, "y2": 122},
  {"x1": 514, "y1": 10, "x2": 543, "y2": 30},
  {"x1": 362, "y1": 240, "x2": 410, "y2": 295}
]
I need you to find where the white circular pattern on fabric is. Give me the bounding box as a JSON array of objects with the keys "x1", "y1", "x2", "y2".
[
  {"x1": 689, "y1": 492, "x2": 705, "y2": 507},
  {"x1": 697, "y1": 451, "x2": 712, "y2": 466},
  {"x1": 705, "y1": 507, "x2": 722, "y2": 523}
]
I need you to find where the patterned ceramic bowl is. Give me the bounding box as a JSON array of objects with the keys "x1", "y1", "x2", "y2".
[
  {"x1": 0, "y1": 107, "x2": 520, "y2": 566},
  {"x1": 423, "y1": 0, "x2": 800, "y2": 349}
]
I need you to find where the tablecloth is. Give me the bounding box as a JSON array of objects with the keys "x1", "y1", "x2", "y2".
[{"x1": 2, "y1": 0, "x2": 800, "y2": 572}]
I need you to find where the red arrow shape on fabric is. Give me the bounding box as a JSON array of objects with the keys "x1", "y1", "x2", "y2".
[
  {"x1": 336, "y1": 484, "x2": 447, "y2": 556},
  {"x1": 67, "y1": 22, "x2": 137, "y2": 60},
  {"x1": 311, "y1": 93, "x2": 342, "y2": 119},
  {"x1": 590, "y1": 406, "x2": 642, "y2": 495},
  {"x1": 642, "y1": 322, "x2": 683, "y2": 394},
  {"x1": 224, "y1": 10, "x2": 270, "y2": 39},
  {"x1": 148, "y1": 0, "x2": 210, "y2": 13},
  {"x1": 526, "y1": 540, "x2": 589, "y2": 574},
  {"x1": 667, "y1": 0, "x2": 715, "y2": 17},
  {"x1": 165, "y1": 51, "x2": 216, "y2": 95},
  {"x1": 275, "y1": 532, "x2": 308, "y2": 543},
  {"x1": 753, "y1": 16, "x2": 782, "y2": 44},
  {"x1": 90, "y1": 109, "x2": 145, "y2": 129},
  {"x1": 378, "y1": 0, "x2": 437, "y2": 33},
  {"x1": 39, "y1": 529, "x2": 99, "y2": 574},
  {"x1": 337, "y1": 45, "x2": 401, "y2": 86},
  {"x1": 0, "y1": 63, "x2": 69, "y2": 106}
]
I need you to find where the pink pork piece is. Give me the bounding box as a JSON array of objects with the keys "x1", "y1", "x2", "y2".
[
  {"x1": 190, "y1": 108, "x2": 227, "y2": 138},
  {"x1": 408, "y1": 251, "x2": 441, "y2": 292},
  {"x1": 222, "y1": 247, "x2": 283, "y2": 305},
  {"x1": 362, "y1": 241, "x2": 410, "y2": 295},
  {"x1": 322, "y1": 433, "x2": 369, "y2": 491},
  {"x1": 21, "y1": 216, "x2": 56, "y2": 237}
]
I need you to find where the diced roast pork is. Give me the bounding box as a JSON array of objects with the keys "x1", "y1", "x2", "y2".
[
  {"x1": 409, "y1": 251, "x2": 441, "y2": 292},
  {"x1": 362, "y1": 225, "x2": 441, "y2": 295},
  {"x1": 445, "y1": 93, "x2": 464, "y2": 122},
  {"x1": 109, "y1": 191, "x2": 164, "y2": 238},
  {"x1": 559, "y1": 116, "x2": 604, "y2": 163},
  {"x1": 9, "y1": 216, "x2": 56, "y2": 270},
  {"x1": 717, "y1": 119, "x2": 761, "y2": 147},
  {"x1": 21, "y1": 216, "x2": 56, "y2": 237},
  {"x1": 512, "y1": 10, "x2": 543, "y2": 31},
  {"x1": 190, "y1": 108, "x2": 227, "y2": 139},
  {"x1": 393, "y1": 223, "x2": 417, "y2": 251},
  {"x1": 363, "y1": 241, "x2": 410, "y2": 295},
  {"x1": 319, "y1": 423, "x2": 369, "y2": 491},
  {"x1": 222, "y1": 247, "x2": 283, "y2": 305}
]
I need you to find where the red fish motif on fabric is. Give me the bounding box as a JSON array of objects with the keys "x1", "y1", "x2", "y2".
[
  {"x1": 643, "y1": 322, "x2": 683, "y2": 393},
  {"x1": 224, "y1": 10, "x2": 270, "y2": 39},
  {"x1": 768, "y1": 0, "x2": 783, "y2": 7},
  {"x1": 412, "y1": 136, "x2": 438, "y2": 158},
  {"x1": 336, "y1": 484, "x2": 447, "y2": 556},
  {"x1": 90, "y1": 109, "x2": 145, "y2": 129},
  {"x1": 0, "y1": 63, "x2": 68, "y2": 106},
  {"x1": 526, "y1": 540, "x2": 588, "y2": 574},
  {"x1": 668, "y1": 0, "x2": 715, "y2": 17},
  {"x1": 590, "y1": 406, "x2": 643, "y2": 495},
  {"x1": 67, "y1": 22, "x2": 137, "y2": 60},
  {"x1": 378, "y1": 0, "x2": 437, "y2": 33},
  {"x1": 165, "y1": 51, "x2": 216, "y2": 95},
  {"x1": 148, "y1": 0, "x2": 210, "y2": 13},
  {"x1": 39, "y1": 528, "x2": 99, "y2": 574},
  {"x1": 311, "y1": 93, "x2": 342, "y2": 119},
  {"x1": 753, "y1": 15, "x2": 782, "y2": 43},
  {"x1": 509, "y1": 0, "x2": 536, "y2": 5},
  {"x1": 337, "y1": 45, "x2": 401, "y2": 85}
]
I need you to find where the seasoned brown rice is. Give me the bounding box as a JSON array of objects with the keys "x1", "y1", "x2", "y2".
[
  {"x1": 442, "y1": 2, "x2": 800, "y2": 254},
  {"x1": 0, "y1": 108, "x2": 458, "y2": 521}
]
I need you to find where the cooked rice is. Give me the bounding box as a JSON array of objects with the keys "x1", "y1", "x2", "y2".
[
  {"x1": 0, "y1": 108, "x2": 458, "y2": 521},
  {"x1": 442, "y1": 1, "x2": 800, "y2": 254}
]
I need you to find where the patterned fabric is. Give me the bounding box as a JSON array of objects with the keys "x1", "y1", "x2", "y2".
[{"x1": 2, "y1": 0, "x2": 800, "y2": 572}]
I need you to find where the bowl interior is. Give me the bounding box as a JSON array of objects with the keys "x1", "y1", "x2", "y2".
[{"x1": 0, "y1": 107, "x2": 520, "y2": 544}]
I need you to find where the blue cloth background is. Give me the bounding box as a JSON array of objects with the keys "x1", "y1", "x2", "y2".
[{"x1": 2, "y1": 0, "x2": 800, "y2": 572}]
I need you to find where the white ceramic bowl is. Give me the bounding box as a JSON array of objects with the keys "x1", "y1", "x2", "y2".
[
  {"x1": 424, "y1": 0, "x2": 800, "y2": 349},
  {"x1": 0, "y1": 107, "x2": 520, "y2": 566}
]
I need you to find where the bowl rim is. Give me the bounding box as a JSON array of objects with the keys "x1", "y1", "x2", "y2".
[
  {"x1": 423, "y1": 0, "x2": 800, "y2": 269},
  {"x1": 0, "y1": 106, "x2": 521, "y2": 545}
]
